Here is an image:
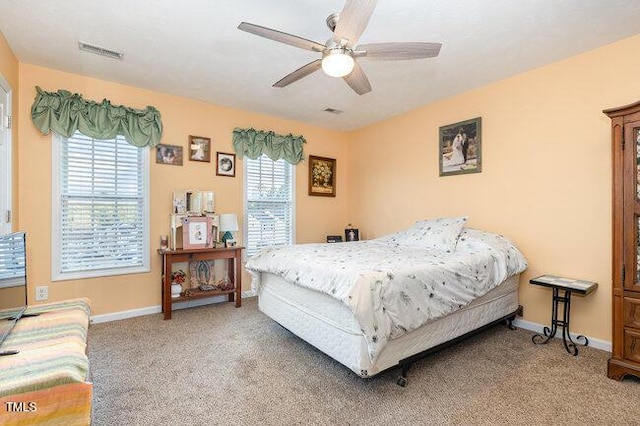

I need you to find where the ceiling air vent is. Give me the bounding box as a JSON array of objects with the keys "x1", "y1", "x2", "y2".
[
  {"x1": 78, "y1": 41, "x2": 124, "y2": 60},
  {"x1": 323, "y1": 108, "x2": 344, "y2": 115}
]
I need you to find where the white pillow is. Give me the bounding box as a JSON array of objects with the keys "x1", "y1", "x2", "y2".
[{"x1": 389, "y1": 216, "x2": 468, "y2": 253}]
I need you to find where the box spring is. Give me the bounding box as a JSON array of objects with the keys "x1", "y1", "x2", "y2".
[{"x1": 258, "y1": 273, "x2": 520, "y2": 377}]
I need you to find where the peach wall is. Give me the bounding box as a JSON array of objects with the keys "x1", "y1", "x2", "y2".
[
  {"x1": 0, "y1": 31, "x2": 19, "y2": 230},
  {"x1": 348, "y1": 34, "x2": 640, "y2": 342},
  {"x1": 13, "y1": 32, "x2": 640, "y2": 339},
  {"x1": 18, "y1": 64, "x2": 349, "y2": 315}
]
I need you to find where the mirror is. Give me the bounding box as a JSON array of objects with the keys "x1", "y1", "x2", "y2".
[
  {"x1": 173, "y1": 190, "x2": 215, "y2": 215},
  {"x1": 203, "y1": 191, "x2": 215, "y2": 213},
  {"x1": 187, "y1": 191, "x2": 202, "y2": 214}
]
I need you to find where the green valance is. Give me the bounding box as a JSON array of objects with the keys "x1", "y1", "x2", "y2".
[
  {"x1": 31, "y1": 86, "x2": 163, "y2": 147},
  {"x1": 232, "y1": 127, "x2": 305, "y2": 165}
]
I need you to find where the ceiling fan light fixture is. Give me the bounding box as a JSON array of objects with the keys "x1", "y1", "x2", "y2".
[{"x1": 321, "y1": 49, "x2": 354, "y2": 78}]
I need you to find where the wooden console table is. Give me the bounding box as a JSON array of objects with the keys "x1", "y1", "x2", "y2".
[{"x1": 158, "y1": 246, "x2": 243, "y2": 320}]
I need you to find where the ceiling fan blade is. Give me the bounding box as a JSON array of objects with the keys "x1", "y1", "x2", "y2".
[
  {"x1": 273, "y1": 59, "x2": 323, "y2": 88},
  {"x1": 333, "y1": 0, "x2": 377, "y2": 47},
  {"x1": 343, "y1": 62, "x2": 371, "y2": 95},
  {"x1": 238, "y1": 22, "x2": 325, "y2": 52},
  {"x1": 356, "y1": 42, "x2": 442, "y2": 60}
]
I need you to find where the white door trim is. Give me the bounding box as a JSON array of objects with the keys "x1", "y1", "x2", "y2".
[{"x1": 0, "y1": 73, "x2": 12, "y2": 235}]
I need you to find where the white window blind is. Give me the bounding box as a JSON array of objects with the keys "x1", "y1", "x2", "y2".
[
  {"x1": 0, "y1": 232, "x2": 25, "y2": 289},
  {"x1": 52, "y1": 132, "x2": 149, "y2": 280},
  {"x1": 245, "y1": 155, "x2": 294, "y2": 257}
]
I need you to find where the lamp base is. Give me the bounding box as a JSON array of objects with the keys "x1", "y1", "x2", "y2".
[{"x1": 221, "y1": 231, "x2": 234, "y2": 247}]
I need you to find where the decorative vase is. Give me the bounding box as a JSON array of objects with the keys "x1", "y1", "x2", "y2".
[
  {"x1": 218, "y1": 274, "x2": 234, "y2": 291},
  {"x1": 171, "y1": 283, "x2": 182, "y2": 299}
]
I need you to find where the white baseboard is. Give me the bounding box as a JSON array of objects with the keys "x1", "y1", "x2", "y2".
[
  {"x1": 91, "y1": 305, "x2": 161, "y2": 324},
  {"x1": 242, "y1": 290, "x2": 256, "y2": 298},
  {"x1": 90, "y1": 292, "x2": 255, "y2": 324},
  {"x1": 512, "y1": 318, "x2": 611, "y2": 353}
]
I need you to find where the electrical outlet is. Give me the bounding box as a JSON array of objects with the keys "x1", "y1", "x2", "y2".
[{"x1": 35, "y1": 285, "x2": 48, "y2": 301}]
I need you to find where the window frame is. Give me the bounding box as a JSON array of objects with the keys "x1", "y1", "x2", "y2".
[
  {"x1": 243, "y1": 155, "x2": 296, "y2": 258},
  {"x1": 0, "y1": 74, "x2": 12, "y2": 235},
  {"x1": 51, "y1": 132, "x2": 150, "y2": 281}
]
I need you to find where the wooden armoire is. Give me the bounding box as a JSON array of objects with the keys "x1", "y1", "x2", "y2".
[{"x1": 605, "y1": 101, "x2": 640, "y2": 380}]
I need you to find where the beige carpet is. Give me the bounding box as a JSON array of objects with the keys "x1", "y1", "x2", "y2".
[{"x1": 89, "y1": 298, "x2": 640, "y2": 425}]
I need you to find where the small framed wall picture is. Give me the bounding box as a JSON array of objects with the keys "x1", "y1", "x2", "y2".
[
  {"x1": 156, "y1": 144, "x2": 183, "y2": 166},
  {"x1": 308, "y1": 155, "x2": 336, "y2": 197},
  {"x1": 189, "y1": 135, "x2": 211, "y2": 162},
  {"x1": 216, "y1": 152, "x2": 236, "y2": 177},
  {"x1": 439, "y1": 117, "x2": 482, "y2": 177},
  {"x1": 182, "y1": 216, "x2": 212, "y2": 249}
]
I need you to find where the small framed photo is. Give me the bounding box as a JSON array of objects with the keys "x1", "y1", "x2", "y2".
[
  {"x1": 156, "y1": 144, "x2": 183, "y2": 166},
  {"x1": 439, "y1": 117, "x2": 482, "y2": 177},
  {"x1": 308, "y1": 155, "x2": 336, "y2": 197},
  {"x1": 182, "y1": 216, "x2": 212, "y2": 250},
  {"x1": 189, "y1": 135, "x2": 211, "y2": 162},
  {"x1": 216, "y1": 152, "x2": 236, "y2": 177}
]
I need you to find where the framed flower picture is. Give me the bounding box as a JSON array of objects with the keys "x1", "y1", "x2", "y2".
[{"x1": 308, "y1": 155, "x2": 336, "y2": 197}]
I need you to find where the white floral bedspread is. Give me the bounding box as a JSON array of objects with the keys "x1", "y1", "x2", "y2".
[{"x1": 245, "y1": 228, "x2": 527, "y2": 362}]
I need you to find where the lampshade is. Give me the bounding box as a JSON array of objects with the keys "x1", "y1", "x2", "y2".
[
  {"x1": 321, "y1": 49, "x2": 355, "y2": 78},
  {"x1": 219, "y1": 213, "x2": 239, "y2": 232}
]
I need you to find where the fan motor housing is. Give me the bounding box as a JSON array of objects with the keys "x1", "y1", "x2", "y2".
[{"x1": 326, "y1": 13, "x2": 339, "y2": 32}]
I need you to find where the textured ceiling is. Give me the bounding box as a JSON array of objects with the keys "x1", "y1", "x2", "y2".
[{"x1": 1, "y1": 0, "x2": 639, "y2": 131}]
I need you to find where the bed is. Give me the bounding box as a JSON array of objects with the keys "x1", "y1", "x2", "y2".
[{"x1": 246, "y1": 217, "x2": 528, "y2": 384}]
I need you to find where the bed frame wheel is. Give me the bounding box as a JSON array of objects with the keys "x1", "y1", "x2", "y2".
[{"x1": 397, "y1": 376, "x2": 408, "y2": 387}]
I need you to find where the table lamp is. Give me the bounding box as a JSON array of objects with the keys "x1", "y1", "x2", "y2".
[{"x1": 219, "y1": 213, "x2": 239, "y2": 247}]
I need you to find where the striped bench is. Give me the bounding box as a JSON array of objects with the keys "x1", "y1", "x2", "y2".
[{"x1": 0, "y1": 298, "x2": 92, "y2": 426}]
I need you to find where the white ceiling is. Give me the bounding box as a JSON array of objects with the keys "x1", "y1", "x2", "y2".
[{"x1": 1, "y1": 0, "x2": 639, "y2": 131}]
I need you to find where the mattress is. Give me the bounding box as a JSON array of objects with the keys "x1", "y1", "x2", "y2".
[{"x1": 258, "y1": 273, "x2": 520, "y2": 377}]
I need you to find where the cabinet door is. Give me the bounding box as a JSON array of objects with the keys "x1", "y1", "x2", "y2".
[
  {"x1": 624, "y1": 120, "x2": 640, "y2": 291},
  {"x1": 624, "y1": 328, "x2": 640, "y2": 364},
  {"x1": 624, "y1": 297, "x2": 640, "y2": 329}
]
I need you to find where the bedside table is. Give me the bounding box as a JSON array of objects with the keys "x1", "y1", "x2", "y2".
[{"x1": 530, "y1": 275, "x2": 597, "y2": 356}]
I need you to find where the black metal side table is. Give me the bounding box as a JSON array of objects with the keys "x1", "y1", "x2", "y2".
[{"x1": 530, "y1": 275, "x2": 597, "y2": 356}]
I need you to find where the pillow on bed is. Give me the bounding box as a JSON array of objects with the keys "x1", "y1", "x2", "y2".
[{"x1": 388, "y1": 216, "x2": 468, "y2": 252}]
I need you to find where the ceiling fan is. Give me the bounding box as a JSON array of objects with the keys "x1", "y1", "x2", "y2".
[{"x1": 238, "y1": 0, "x2": 441, "y2": 95}]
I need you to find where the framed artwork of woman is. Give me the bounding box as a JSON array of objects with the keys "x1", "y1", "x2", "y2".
[{"x1": 439, "y1": 117, "x2": 482, "y2": 177}]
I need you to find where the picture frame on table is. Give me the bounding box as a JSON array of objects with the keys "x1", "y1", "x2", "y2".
[
  {"x1": 439, "y1": 117, "x2": 482, "y2": 177},
  {"x1": 189, "y1": 135, "x2": 211, "y2": 162},
  {"x1": 216, "y1": 152, "x2": 236, "y2": 177},
  {"x1": 181, "y1": 216, "x2": 212, "y2": 249},
  {"x1": 308, "y1": 155, "x2": 336, "y2": 197},
  {"x1": 189, "y1": 260, "x2": 216, "y2": 289}
]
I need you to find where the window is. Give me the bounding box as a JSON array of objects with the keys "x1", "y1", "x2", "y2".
[
  {"x1": 52, "y1": 132, "x2": 150, "y2": 280},
  {"x1": 0, "y1": 232, "x2": 25, "y2": 290},
  {"x1": 244, "y1": 155, "x2": 295, "y2": 257}
]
